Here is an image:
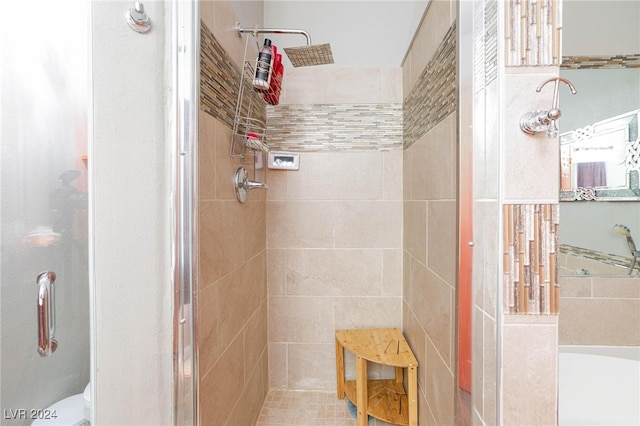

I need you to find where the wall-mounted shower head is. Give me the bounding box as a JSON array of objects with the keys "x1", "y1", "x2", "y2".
[
  {"x1": 236, "y1": 22, "x2": 334, "y2": 67},
  {"x1": 614, "y1": 224, "x2": 637, "y2": 252},
  {"x1": 613, "y1": 224, "x2": 631, "y2": 236},
  {"x1": 283, "y1": 44, "x2": 333, "y2": 67},
  {"x1": 613, "y1": 224, "x2": 639, "y2": 275}
]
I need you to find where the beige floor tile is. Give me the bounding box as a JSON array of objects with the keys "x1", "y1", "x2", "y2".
[{"x1": 256, "y1": 390, "x2": 395, "y2": 426}]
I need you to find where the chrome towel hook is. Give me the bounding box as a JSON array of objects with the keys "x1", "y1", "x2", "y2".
[
  {"x1": 126, "y1": 2, "x2": 151, "y2": 33},
  {"x1": 520, "y1": 77, "x2": 577, "y2": 138}
]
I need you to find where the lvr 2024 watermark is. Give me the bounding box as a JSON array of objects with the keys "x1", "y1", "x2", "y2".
[{"x1": 3, "y1": 409, "x2": 58, "y2": 421}]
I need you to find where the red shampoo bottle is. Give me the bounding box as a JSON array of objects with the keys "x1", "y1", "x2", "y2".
[{"x1": 264, "y1": 52, "x2": 283, "y2": 105}]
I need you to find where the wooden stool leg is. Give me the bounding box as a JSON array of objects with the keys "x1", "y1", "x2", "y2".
[
  {"x1": 407, "y1": 365, "x2": 418, "y2": 426},
  {"x1": 336, "y1": 337, "x2": 345, "y2": 399},
  {"x1": 355, "y1": 356, "x2": 368, "y2": 426},
  {"x1": 395, "y1": 366, "x2": 404, "y2": 383}
]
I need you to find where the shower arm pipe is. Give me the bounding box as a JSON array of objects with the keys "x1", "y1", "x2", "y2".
[{"x1": 235, "y1": 22, "x2": 311, "y2": 45}]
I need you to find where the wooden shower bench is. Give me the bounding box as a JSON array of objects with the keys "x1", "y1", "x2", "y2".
[{"x1": 335, "y1": 328, "x2": 418, "y2": 426}]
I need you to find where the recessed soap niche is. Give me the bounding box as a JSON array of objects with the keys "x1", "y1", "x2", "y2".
[{"x1": 268, "y1": 151, "x2": 300, "y2": 170}]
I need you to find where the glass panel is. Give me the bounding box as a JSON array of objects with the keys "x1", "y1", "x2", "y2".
[{"x1": 1, "y1": 1, "x2": 91, "y2": 422}]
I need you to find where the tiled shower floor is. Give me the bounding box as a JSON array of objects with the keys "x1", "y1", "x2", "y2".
[{"x1": 256, "y1": 389, "x2": 394, "y2": 426}]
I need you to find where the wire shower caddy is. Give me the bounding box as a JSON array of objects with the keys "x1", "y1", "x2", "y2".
[{"x1": 229, "y1": 35, "x2": 281, "y2": 164}]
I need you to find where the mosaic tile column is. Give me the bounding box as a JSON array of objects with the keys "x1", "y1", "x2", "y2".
[
  {"x1": 503, "y1": 204, "x2": 560, "y2": 314},
  {"x1": 505, "y1": 0, "x2": 561, "y2": 66}
]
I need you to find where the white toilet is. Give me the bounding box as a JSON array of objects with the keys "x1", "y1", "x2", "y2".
[{"x1": 31, "y1": 384, "x2": 91, "y2": 426}]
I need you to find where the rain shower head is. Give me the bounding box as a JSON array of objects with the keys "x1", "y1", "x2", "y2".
[
  {"x1": 283, "y1": 44, "x2": 334, "y2": 67},
  {"x1": 236, "y1": 22, "x2": 334, "y2": 67}
]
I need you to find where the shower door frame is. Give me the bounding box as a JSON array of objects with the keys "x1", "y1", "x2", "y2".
[{"x1": 172, "y1": 0, "x2": 200, "y2": 424}]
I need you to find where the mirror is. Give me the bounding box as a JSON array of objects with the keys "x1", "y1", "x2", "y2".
[
  {"x1": 559, "y1": 0, "x2": 640, "y2": 276},
  {"x1": 560, "y1": 109, "x2": 640, "y2": 201}
]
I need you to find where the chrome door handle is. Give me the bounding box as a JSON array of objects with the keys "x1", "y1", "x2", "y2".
[{"x1": 36, "y1": 271, "x2": 58, "y2": 357}]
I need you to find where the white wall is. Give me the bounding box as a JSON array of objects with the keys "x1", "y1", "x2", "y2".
[
  {"x1": 562, "y1": 0, "x2": 640, "y2": 56},
  {"x1": 91, "y1": 1, "x2": 173, "y2": 424},
  {"x1": 560, "y1": 69, "x2": 640, "y2": 132},
  {"x1": 262, "y1": 0, "x2": 427, "y2": 68},
  {"x1": 561, "y1": 0, "x2": 640, "y2": 131}
]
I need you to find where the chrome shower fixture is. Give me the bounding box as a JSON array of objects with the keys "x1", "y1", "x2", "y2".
[
  {"x1": 283, "y1": 44, "x2": 334, "y2": 68},
  {"x1": 613, "y1": 224, "x2": 640, "y2": 275},
  {"x1": 236, "y1": 22, "x2": 334, "y2": 67},
  {"x1": 234, "y1": 167, "x2": 268, "y2": 203},
  {"x1": 520, "y1": 77, "x2": 577, "y2": 138}
]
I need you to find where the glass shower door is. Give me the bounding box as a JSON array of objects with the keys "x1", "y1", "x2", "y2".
[{"x1": 1, "y1": 1, "x2": 91, "y2": 423}]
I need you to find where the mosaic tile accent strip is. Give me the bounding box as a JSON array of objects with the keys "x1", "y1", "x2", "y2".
[
  {"x1": 503, "y1": 204, "x2": 559, "y2": 315},
  {"x1": 266, "y1": 103, "x2": 403, "y2": 151},
  {"x1": 505, "y1": 0, "x2": 561, "y2": 66},
  {"x1": 473, "y1": 0, "x2": 486, "y2": 92},
  {"x1": 474, "y1": 0, "x2": 498, "y2": 93},
  {"x1": 200, "y1": 21, "x2": 266, "y2": 129},
  {"x1": 561, "y1": 54, "x2": 640, "y2": 69},
  {"x1": 403, "y1": 22, "x2": 457, "y2": 149},
  {"x1": 484, "y1": 0, "x2": 498, "y2": 85},
  {"x1": 560, "y1": 244, "x2": 640, "y2": 275}
]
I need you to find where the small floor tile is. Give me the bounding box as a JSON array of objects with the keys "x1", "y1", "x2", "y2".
[{"x1": 256, "y1": 390, "x2": 395, "y2": 426}]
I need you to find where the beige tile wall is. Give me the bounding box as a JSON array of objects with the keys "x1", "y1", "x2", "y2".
[
  {"x1": 502, "y1": 68, "x2": 560, "y2": 204},
  {"x1": 266, "y1": 66, "x2": 404, "y2": 391},
  {"x1": 280, "y1": 67, "x2": 402, "y2": 106},
  {"x1": 559, "y1": 276, "x2": 640, "y2": 346},
  {"x1": 266, "y1": 148, "x2": 404, "y2": 389},
  {"x1": 198, "y1": 2, "x2": 269, "y2": 424},
  {"x1": 199, "y1": 110, "x2": 269, "y2": 426},
  {"x1": 403, "y1": 119, "x2": 457, "y2": 426},
  {"x1": 501, "y1": 316, "x2": 559, "y2": 426},
  {"x1": 401, "y1": 2, "x2": 458, "y2": 424}
]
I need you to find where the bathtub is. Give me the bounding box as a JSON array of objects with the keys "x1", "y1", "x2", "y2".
[{"x1": 559, "y1": 345, "x2": 640, "y2": 425}]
